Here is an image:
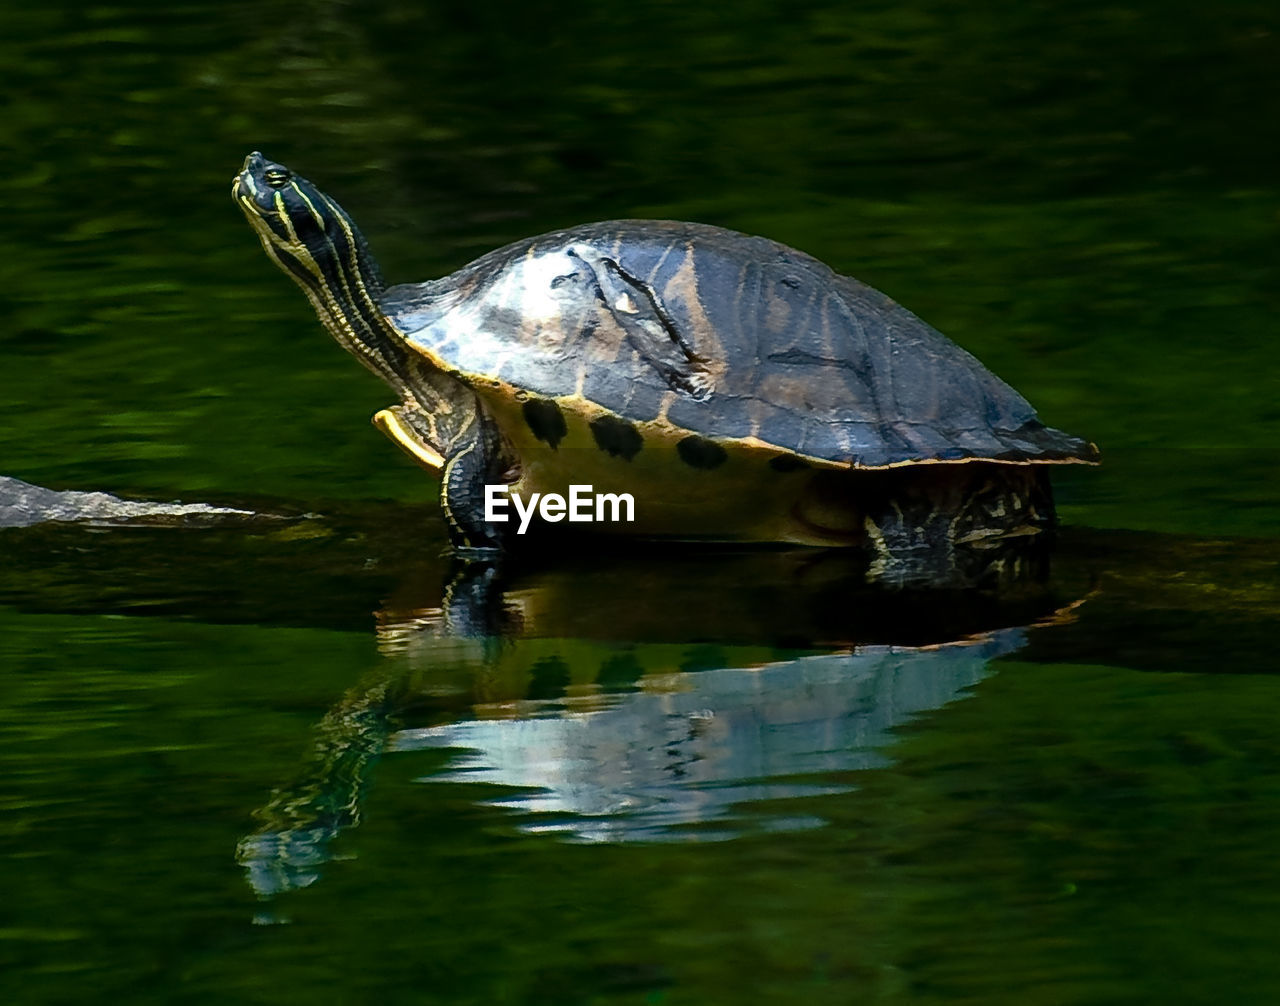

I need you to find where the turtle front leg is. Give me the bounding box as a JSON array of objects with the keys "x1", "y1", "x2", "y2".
[{"x1": 439, "y1": 413, "x2": 511, "y2": 552}]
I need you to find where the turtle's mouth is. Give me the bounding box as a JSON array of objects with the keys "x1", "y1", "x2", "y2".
[
  {"x1": 231, "y1": 169, "x2": 283, "y2": 241},
  {"x1": 231, "y1": 171, "x2": 256, "y2": 213},
  {"x1": 231, "y1": 151, "x2": 265, "y2": 204}
]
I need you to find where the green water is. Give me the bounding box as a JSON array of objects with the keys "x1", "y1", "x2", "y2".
[{"x1": 3, "y1": 1, "x2": 1279, "y2": 1003}]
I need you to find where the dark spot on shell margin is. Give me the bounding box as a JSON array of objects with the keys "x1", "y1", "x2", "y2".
[
  {"x1": 769, "y1": 454, "x2": 808, "y2": 473},
  {"x1": 677, "y1": 435, "x2": 728, "y2": 470},
  {"x1": 523, "y1": 398, "x2": 568, "y2": 449},
  {"x1": 590, "y1": 414, "x2": 643, "y2": 461}
]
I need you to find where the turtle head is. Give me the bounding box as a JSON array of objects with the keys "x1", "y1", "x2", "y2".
[
  {"x1": 232, "y1": 153, "x2": 480, "y2": 469},
  {"x1": 233, "y1": 152, "x2": 385, "y2": 297},
  {"x1": 234, "y1": 152, "x2": 417, "y2": 392}
]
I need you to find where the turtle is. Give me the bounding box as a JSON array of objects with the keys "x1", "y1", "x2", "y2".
[{"x1": 232, "y1": 151, "x2": 1096, "y2": 567}]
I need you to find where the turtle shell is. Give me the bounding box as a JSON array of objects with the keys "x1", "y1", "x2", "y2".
[{"x1": 379, "y1": 220, "x2": 1096, "y2": 469}]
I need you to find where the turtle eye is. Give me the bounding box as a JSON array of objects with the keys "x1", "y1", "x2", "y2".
[{"x1": 263, "y1": 167, "x2": 291, "y2": 189}]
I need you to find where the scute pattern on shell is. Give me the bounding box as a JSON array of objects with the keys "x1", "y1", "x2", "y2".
[{"x1": 380, "y1": 220, "x2": 1096, "y2": 468}]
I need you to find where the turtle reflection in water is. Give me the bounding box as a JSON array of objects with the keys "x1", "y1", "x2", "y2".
[
  {"x1": 237, "y1": 555, "x2": 1081, "y2": 897},
  {"x1": 233, "y1": 153, "x2": 1096, "y2": 575}
]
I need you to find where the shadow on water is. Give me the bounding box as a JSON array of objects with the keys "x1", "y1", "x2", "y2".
[{"x1": 7, "y1": 495, "x2": 1276, "y2": 905}]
